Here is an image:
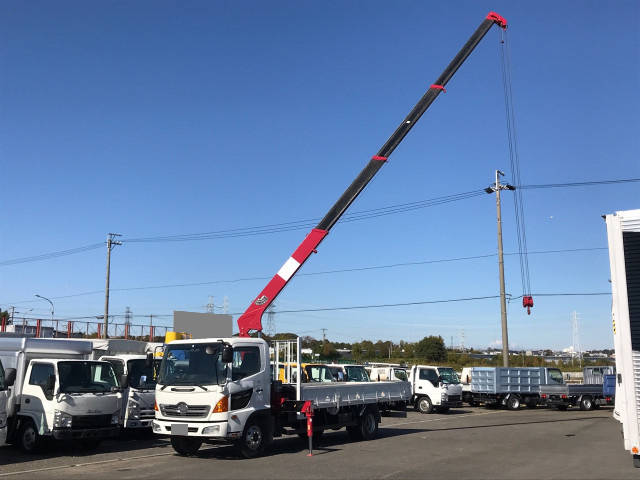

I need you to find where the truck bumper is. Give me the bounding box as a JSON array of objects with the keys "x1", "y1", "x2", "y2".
[
  {"x1": 52, "y1": 426, "x2": 120, "y2": 440},
  {"x1": 152, "y1": 418, "x2": 238, "y2": 440},
  {"x1": 125, "y1": 418, "x2": 154, "y2": 429}
]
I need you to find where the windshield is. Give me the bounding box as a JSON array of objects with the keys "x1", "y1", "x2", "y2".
[
  {"x1": 438, "y1": 368, "x2": 460, "y2": 384},
  {"x1": 58, "y1": 361, "x2": 118, "y2": 393},
  {"x1": 394, "y1": 369, "x2": 408, "y2": 381},
  {"x1": 548, "y1": 368, "x2": 564, "y2": 385},
  {"x1": 158, "y1": 343, "x2": 226, "y2": 386},
  {"x1": 128, "y1": 359, "x2": 161, "y2": 390},
  {"x1": 345, "y1": 366, "x2": 370, "y2": 382},
  {"x1": 304, "y1": 365, "x2": 334, "y2": 383}
]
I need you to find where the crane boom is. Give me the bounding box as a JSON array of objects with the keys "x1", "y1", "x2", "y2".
[{"x1": 238, "y1": 12, "x2": 507, "y2": 337}]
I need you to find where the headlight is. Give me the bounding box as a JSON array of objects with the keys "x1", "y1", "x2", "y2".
[
  {"x1": 127, "y1": 403, "x2": 140, "y2": 419},
  {"x1": 202, "y1": 425, "x2": 220, "y2": 435},
  {"x1": 54, "y1": 410, "x2": 73, "y2": 428},
  {"x1": 111, "y1": 413, "x2": 121, "y2": 425}
]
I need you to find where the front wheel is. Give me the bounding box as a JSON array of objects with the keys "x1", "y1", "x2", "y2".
[
  {"x1": 170, "y1": 436, "x2": 202, "y2": 456},
  {"x1": 236, "y1": 418, "x2": 271, "y2": 458},
  {"x1": 417, "y1": 396, "x2": 434, "y2": 414},
  {"x1": 18, "y1": 420, "x2": 42, "y2": 453}
]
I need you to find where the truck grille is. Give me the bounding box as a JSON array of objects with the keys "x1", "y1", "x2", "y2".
[
  {"x1": 159, "y1": 403, "x2": 210, "y2": 418},
  {"x1": 72, "y1": 414, "x2": 112, "y2": 429},
  {"x1": 139, "y1": 409, "x2": 155, "y2": 420}
]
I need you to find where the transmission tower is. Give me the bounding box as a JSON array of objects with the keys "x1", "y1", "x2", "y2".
[
  {"x1": 459, "y1": 329, "x2": 466, "y2": 352},
  {"x1": 223, "y1": 296, "x2": 229, "y2": 314},
  {"x1": 571, "y1": 311, "x2": 582, "y2": 368},
  {"x1": 124, "y1": 306, "x2": 132, "y2": 327},
  {"x1": 206, "y1": 296, "x2": 215, "y2": 313},
  {"x1": 265, "y1": 303, "x2": 276, "y2": 337}
]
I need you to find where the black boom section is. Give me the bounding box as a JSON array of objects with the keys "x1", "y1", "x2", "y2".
[
  {"x1": 317, "y1": 17, "x2": 500, "y2": 232},
  {"x1": 623, "y1": 231, "x2": 640, "y2": 350}
]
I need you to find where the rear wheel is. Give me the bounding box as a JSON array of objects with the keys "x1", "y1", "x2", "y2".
[
  {"x1": 347, "y1": 409, "x2": 378, "y2": 441},
  {"x1": 417, "y1": 396, "x2": 434, "y2": 414},
  {"x1": 506, "y1": 395, "x2": 521, "y2": 411},
  {"x1": 170, "y1": 436, "x2": 202, "y2": 456},
  {"x1": 579, "y1": 396, "x2": 594, "y2": 411}
]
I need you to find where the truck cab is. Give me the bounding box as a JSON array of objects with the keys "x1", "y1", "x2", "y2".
[
  {"x1": 409, "y1": 365, "x2": 463, "y2": 413},
  {"x1": 153, "y1": 337, "x2": 271, "y2": 456},
  {"x1": 367, "y1": 366, "x2": 408, "y2": 382},
  {"x1": 327, "y1": 364, "x2": 370, "y2": 382},
  {"x1": 276, "y1": 363, "x2": 334, "y2": 383},
  {"x1": 100, "y1": 354, "x2": 161, "y2": 429}
]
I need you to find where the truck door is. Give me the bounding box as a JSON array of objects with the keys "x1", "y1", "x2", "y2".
[
  {"x1": 418, "y1": 368, "x2": 439, "y2": 400},
  {"x1": 21, "y1": 362, "x2": 55, "y2": 434},
  {"x1": 230, "y1": 344, "x2": 268, "y2": 413}
]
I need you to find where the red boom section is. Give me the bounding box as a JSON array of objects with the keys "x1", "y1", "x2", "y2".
[{"x1": 238, "y1": 228, "x2": 328, "y2": 336}]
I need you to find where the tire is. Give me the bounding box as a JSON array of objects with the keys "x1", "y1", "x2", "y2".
[
  {"x1": 506, "y1": 395, "x2": 521, "y2": 411},
  {"x1": 417, "y1": 396, "x2": 434, "y2": 414},
  {"x1": 18, "y1": 419, "x2": 42, "y2": 454},
  {"x1": 170, "y1": 436, "x2": 202, "y2": 456},
  {"x1": 236, "y1": 418, "x2": 270, "y2": 458},
  {"x1": 579, "y1": 396, "x2": 594, "y2": 411},
  {"x1": 347, "y1": 409, "x2": 378, "y2": 441}
]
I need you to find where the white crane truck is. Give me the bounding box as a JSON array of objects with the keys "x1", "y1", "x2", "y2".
[
  {"x1": 605, "y1": 209, "x2": 640, "y2": 467},
  {"x1": 153, "y1": 11, "x2": 508, "y2": 458}
]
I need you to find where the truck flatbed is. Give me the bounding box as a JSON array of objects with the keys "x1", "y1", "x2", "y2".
[{"x1": 298, "y1": 381, "x2": 411, "y2": 409}]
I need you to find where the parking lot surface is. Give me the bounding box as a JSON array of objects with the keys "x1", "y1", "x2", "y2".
[{"x1": 0, "y1": 407, "x2": 634, "y2": 479}]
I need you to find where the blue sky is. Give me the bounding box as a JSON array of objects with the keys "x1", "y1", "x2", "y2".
[{"x1": 1, "y1": 1, "x2": 638, "y2": 350}]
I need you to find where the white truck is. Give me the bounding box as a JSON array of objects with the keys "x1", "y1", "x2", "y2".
[
  {"x1": 605, "y1": 208, "x2": 640, "y2": 467},
  {"x1": 153, "y1": 337, "x2": 410, "y2": 457},
  {"x1": 0, "y1": 337, "x2": 124, "y2": 452},
  {"x1": 83, "y1": 339, "x2": 161, "y2": 430},
  {"x1": 408, "y1": 365, "x2": 463, "y2": 413}
]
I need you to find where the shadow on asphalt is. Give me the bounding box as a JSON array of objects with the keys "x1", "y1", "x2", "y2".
[
  {"x1": 195, "y1": 427, "x2": 428, "y2": 460},
  {"x1": 425, "y1": 415, "x2": 607, "y2": 433},
  {"x1": 1, "y1": 430, "x2": 170, "y2": 466}
]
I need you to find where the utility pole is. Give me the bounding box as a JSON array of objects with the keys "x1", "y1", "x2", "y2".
[
  {"x1": 485, "y1": 170, "x2": 516, "y2": 367},
  {"x1": 104, "y1": 233, "x2": 122, "y2": 339},
  {"x1": 321, "y1": 328, "x2": 327, "y2": 349}
]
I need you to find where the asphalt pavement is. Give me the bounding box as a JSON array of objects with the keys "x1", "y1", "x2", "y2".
[{"x1": 0, "y1": 406, "x2": 634, "y2": 479}]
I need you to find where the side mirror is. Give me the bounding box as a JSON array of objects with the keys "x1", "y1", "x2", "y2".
[
  {"x1": 120, "y1": 374, "x2": 129, "y2": 389},
  {"x1": 221, "y1": 344, "x2": 234, "y2": 364},
  {"x1": 145, "y1": 352, "x2": 153, "y2": 368},
  {"x1": 5, "y1": 368, "x2": 16, "y2": 387}
]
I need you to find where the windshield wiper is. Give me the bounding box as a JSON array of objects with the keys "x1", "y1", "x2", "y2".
[{"x1": 196, "y1": 385, "x2": 208, "y2": 392}]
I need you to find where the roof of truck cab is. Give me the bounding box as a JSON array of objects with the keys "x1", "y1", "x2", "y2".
[{"x1": 0, "y1": 337, "x2": 93, "y2": 355}]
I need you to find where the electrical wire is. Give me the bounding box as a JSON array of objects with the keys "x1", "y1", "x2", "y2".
[
  {"x1": 1, "y1": 177, "x2": 637, "y2": 267},
  {"x1": 4, "y1": 246, "x2": 607, "y2": 306}
]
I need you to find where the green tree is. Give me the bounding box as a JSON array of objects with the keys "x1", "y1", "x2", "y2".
[{"x1": 415, "y1": 336, "x2": 446, "y2": 362}]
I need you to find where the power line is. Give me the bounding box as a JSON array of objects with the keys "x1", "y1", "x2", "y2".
[
  {"x1": 1, "y1": 177, "x2": 638, "y2": 267},
  {"x1": 10, "y1": 291, "x2": 611, "y2": 320},
  {"x1": 4, "y1": 246, "x2": 607, "y2": 305}
]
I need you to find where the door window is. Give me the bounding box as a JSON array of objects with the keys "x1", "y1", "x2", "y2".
[
  {"x1": 29, "y1": 363, "x2": 55, "y2": 388},
  {"x1": 419, "y1": 368, "x2": 439, "y2": 386},
  {"x1": 232, "y1": 347, "x2": 261, "y2": 381}
]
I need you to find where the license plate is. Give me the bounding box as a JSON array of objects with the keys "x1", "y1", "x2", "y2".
[{"x1": 171, "y1": 423, "x2": 188, "y2": 436}]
